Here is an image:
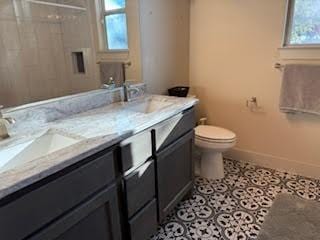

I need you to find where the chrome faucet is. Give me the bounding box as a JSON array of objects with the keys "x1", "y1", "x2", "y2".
[
  {"x1": 0, "y1": 105, "x2": 15, "y2": 140},
  {"x1": 123, "y1": 83, "x2": 142, "y2": 102}
]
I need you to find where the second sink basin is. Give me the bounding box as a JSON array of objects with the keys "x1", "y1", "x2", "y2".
[
  {"x1": 126, "y1": 98, "x2": 173, "y2": 114},
  {"x1": 0, "y1": 131, "x2": 80, "y2": 173}
]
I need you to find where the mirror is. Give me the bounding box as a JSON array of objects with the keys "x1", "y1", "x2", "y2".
[{"x1": 0, "y1": 0, "x2": 142, "y2": 108}]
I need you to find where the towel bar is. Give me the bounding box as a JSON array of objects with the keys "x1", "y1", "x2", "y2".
[
  {"x1": 96, "y1": 61, "x2": 132, "y2": 68},
  {"x1": 275, "y1": 63, "x2": 284, "y2": 69}
]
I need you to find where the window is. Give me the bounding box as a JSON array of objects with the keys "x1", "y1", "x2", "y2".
[
  {"x1": 285, "y1": 0, "x2": 320, "y2": 46},
  {"x1": 102, "y1": 0, "x2": 129, "y2": 51}
]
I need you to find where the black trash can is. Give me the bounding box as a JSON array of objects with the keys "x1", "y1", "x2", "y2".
[{"x1": 168, "y1": 86, "x2": 189, "y2": 97}]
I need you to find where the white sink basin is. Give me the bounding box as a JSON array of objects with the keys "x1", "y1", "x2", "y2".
[
  {"x1": 0, "y1": 132, "x2": 80, "y2": 173},
  {"x1": 126, "y1": 99, "x2": 173, "y2": 114}
]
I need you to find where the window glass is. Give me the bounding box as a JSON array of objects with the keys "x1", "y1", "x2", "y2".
[
  {"x1": 104, "y1": 0, "x2": 126, "y2": 11},
  {"x1": 105, "y1": 13, "x2": 128, "y2": 50},
  {"x1": 288, "y1": 0, "x2": 320, "y2": 45}
]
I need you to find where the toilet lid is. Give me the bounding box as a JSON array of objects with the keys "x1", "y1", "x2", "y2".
[{"x1": 195, "y1": 125, "x2": 236, "y2": 141}]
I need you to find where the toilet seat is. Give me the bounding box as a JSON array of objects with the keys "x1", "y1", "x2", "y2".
[
  {"x1": 195, "y1": 135, "x2": 236, "y2": 143},
  {"x1": 195, "y1": 125, "x2": 236, "y2": 143}
]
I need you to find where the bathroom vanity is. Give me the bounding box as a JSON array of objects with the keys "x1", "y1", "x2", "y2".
[{"x1": 0, "y1": 90, "x2": 197, "y2": 240}]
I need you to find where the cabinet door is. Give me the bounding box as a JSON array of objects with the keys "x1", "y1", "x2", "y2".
[
  {"x1": 0, "y1": 150, "x2": 117, "y2": 240},
  {"x1": 156, "y1": 130, "x2": 194, "y2": 222},
  {"x1": 28, "y1": 184, "x2": 122, "y2": 240}
]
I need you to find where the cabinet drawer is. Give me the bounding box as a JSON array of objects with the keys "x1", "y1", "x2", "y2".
[
  {"x1": 0, "y1": 150, "x2": 116, "y2": 240},
  {"x1": 129, "y1": 199, "x2": 158, "y2": 240},
  {"x1": 125, "y1": 160, "x2": 155, "y2": 218},
  {"x1": 154, "y1": 108, "x2": 195, "y2": 152},
  {"x1": 120, "y1": 130, "x2": 152, "y2": 172}
]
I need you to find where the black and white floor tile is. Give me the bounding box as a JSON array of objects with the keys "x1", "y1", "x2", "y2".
[{"x1": 151, "y1": 159, "x2": 320, "y2": 240}]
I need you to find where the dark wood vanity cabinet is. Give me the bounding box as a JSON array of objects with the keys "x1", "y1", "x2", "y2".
[{"x1": 0, "y1": 107, "x2": 195, "y2": 240}]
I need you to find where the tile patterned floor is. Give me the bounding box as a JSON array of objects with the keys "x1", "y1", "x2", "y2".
[{"x1": 151, "y1": 159, "x2": 320, "y2": 240}]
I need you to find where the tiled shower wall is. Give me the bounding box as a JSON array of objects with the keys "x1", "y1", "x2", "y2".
[
  {"x1": 0, "y1": 0, "x2": 98, "y2": 107},
  {"x1": 59, "y1": 0, "x2": 99, "y2": 95}
]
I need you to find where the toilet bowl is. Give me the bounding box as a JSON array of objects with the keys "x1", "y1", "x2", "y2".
[{"x1": 195, "y1": 125, "x2": 236, "y2": 180}]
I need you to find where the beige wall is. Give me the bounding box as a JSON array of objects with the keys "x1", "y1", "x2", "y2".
[
  {"x1": 140, "y1": 0, "x2": 190, "y2": 94},
  {"x1": 190, "y1": 0, "x2": 320, "y2": 177}
]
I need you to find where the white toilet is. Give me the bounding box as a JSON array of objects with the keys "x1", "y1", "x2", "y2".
[{"x1": 195, "y1": 125, "x2": 236, "y2": 180}]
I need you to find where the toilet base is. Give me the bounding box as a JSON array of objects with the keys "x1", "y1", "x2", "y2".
[{"x1": 200, "y1": 151, "x2": 225, "y2": 180}]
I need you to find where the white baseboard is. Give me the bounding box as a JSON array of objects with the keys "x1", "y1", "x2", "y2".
[{"x1": 224, "y1": 148, "x2": 320, "y2": 180}]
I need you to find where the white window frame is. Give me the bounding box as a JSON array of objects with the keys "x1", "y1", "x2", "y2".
[
  {"x1": 283, "y1": 0, "x2": 320, "y2": 48},
  {"x1": 100, "y1": 0, "x2": 129, "y2": 52}
]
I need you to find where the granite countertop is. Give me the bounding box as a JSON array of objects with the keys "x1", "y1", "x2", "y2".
[{"x1": 0, "y1": 94, "x2": 198, "y2": 200}]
